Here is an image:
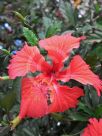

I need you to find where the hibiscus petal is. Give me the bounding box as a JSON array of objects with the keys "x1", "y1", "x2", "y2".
[
  {"x1": 8, "y1": 43, "x2": 51, "y2": 79},
  {"x1": 82, "y1": 118, "x2": 102, "y2": 136},
  {"x1": 60, "y1": 55, "x2": 102, "y2": 96},
  {"x1": 39, "y1": 34, "x2": 85, "y2": 72},
  {"x1": 19, "y1": 77, "x2": 48, "y2": 119},
  {"x1": 70, "y1": 55, "x2": 102, "y2": 96},
  {"x1": 49, "y1": 84, "x2": 84, "y2": 113}
]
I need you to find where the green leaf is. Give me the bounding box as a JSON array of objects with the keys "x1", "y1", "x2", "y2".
[
  {"x1": 13, "y1": 11, "x2": 32, "y2": 28},
  {"x1": 94, "y1": 3, "x2": 101, "y2": 13},
  {"x1": 23, "y1": 128, "x2": 34, "y2": 136},
  {"x1": 94, "y1": 105, "x2": 102, "y2": 117},
  {"x1": 23, "y1": 27, "x2": 38, "y2": 46},
  {"x1": 68, "y1": 111, "x2": 89, "y2": 121},
  {"x1": 59, "y1": 1, "x2": 76, "y2": 26},
  {"x1": 0, "y1": 49, "x2": 11, "y2": 56},
  {"x1": 0, "y1": 76, "x2": 9, "y2": 80},
  {"x1": 62, "y1": 129, "x2": 83, "y2": 136},
  {"x1": 45, "y1": 24, "x2": 61, "y2": 38},
  {"x1": 88, "y1": 33, "x2": 102, "y2": 43},
  {"x1": 90, "y1": 88, "x2": 100, "y2": 107},
  {"x1": 0, "y1": 126, "x2": 11, "y2": 136},
  {"x1": 85, "y1": 53, "x2": 98, "y2": 68},
  {"x1": 52, "y1": 113, "x2": 65, "y2": 121},
  {"x1": 43, "y1": 17, "x2": 52, "y2": 30},
  {"x1": 0, "y1": 91, "x2": 16, "y2": 113},
  {"x1": 78, "y1": 102, "x2": 94, "y2": 116},
  {"x1": 94, "y1": 46, "x2": 102, "y2": 59},
  {"x1": 86, "y1": 45, "x2": 102, "y2": 66},
  {"x1": 13, "y1": 11, "x2": 25, "y2": 22},
  {"x1": 43, "y1": 17, "x2": 62, "y2": 37}
]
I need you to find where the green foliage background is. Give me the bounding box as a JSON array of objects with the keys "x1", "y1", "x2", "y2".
[{"x1": 0, "y1": 0, "x2": 102, "y2": 136}]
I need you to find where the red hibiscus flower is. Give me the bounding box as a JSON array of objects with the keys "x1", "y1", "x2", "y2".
[
  {"x1": 19, "y1": 75, "x2": 83, "y2": 119},
  {"x1": 8, "y1": 34, "x2": 102, "y2": 120},
  {"x1": 81, "y1": 118, "x2": 102, "y2": 136}
]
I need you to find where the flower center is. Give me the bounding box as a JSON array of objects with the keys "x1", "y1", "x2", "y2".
[{"x1": 36, "y1": 78, "x2": 54, "y2": 105}]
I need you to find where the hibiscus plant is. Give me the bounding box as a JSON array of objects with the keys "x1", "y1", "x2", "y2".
[{"x1": 0, "y1": 0, "x2": 102, "y2": 136}]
